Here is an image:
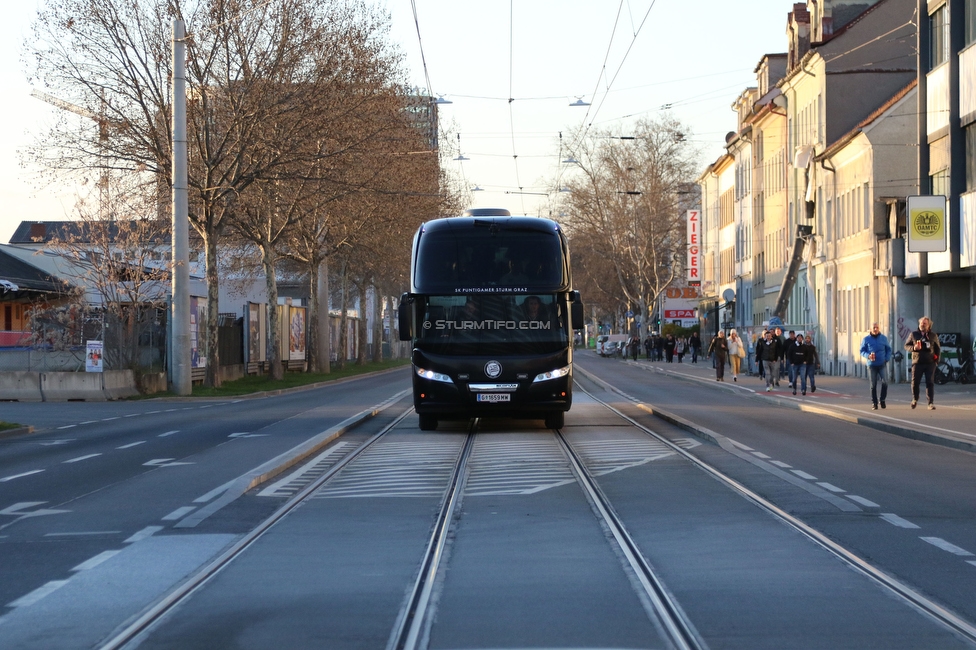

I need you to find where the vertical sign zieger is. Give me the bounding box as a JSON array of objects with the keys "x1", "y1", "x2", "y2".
[{"x1": 687, "y1": 210, "x2": 700, "y2": 285}]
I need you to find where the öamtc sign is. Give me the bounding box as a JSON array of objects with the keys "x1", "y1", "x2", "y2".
[{"x1": 906, "y1": 195, "x2": 947, "y2": 253}]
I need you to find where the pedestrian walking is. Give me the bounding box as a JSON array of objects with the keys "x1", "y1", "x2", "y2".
[
  {"x1": 755, "y1": 329, "x2": 768, "y2": 381},
  {"x1": 689, "y1": 332, "x2": 701, "y2": 363},
  {"x1": 905, "y1": 316, "x2": 941, "y2": 410},
  {"x1": 786, "y1": 335, "x2": 806, "y2": 394},
  {"x1": 665, "y1": 334, "x2": 676, "y2": 363},
  {"x1": 629, "y1": 335, "x2": 640, "y2": 361},
  {"x1": 676, "y1": 336, "x2": 687, "y2": 363},
  {"x1": 727, "y1": 330, "x2": 746, "y2": 381},
  {"x1": 773, "y1": 326, "x2": 786, "y2": 385},
  {"x1": 707, "y1": 330, "x2": 729, "y2": 381},
  {"x1": 860, "y1": 322, "x2": 892, "y2": 409},
  {"x1": 800, "y1": 335, "x2": 819, "y2": 395},
  {"x1": 757, "y1": 329, "x2": 781, "y2": 391},
  {"x1": 644, "y1": 334, "x2": 653, "y2": 360},
  {"x1": 655, "y1": 335, "x2": 665, "y2": 361}
]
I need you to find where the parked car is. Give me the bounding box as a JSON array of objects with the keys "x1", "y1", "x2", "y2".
[{"x1": 597, "y1": 334, "x2": 628, "y2": 356}]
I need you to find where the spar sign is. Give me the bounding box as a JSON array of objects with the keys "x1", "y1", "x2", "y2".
[{"x1": 687, "y1": 210, "x2": 700, "y2": 285}]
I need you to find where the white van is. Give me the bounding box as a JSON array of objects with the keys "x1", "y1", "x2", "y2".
[{"x1": 596, "y1": 334, "x2": 629, "y2": 356}]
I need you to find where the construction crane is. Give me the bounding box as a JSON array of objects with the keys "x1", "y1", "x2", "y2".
[{"x1": 31, "y1": 89, "x2": 113, "y2": 219}]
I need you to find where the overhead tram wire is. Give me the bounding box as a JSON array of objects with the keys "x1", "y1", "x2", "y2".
[
  {"x1": 508, "y1": 0, "x2": 526, "y2": 215},
  {"x1": 567, "y1": 0, "x2": 660, "y2": 156}
]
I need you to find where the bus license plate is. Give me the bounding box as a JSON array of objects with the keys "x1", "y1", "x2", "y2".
[{"x1": 477, "y1": 393, "x2": 510, "y2": 403}]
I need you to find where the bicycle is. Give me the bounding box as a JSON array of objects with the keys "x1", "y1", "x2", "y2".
[
  {"x1": 952, "y1": 352, "x2": 974, "y2": 384},
  {"x1": 935, "y1": 358, "x2": 954, "y2": 385}
]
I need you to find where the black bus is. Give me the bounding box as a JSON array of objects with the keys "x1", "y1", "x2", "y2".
[{"x1": 397, "y1": 208, "x2": 584, "y2": 430}]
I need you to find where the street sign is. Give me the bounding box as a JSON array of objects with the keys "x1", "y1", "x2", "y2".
[{"x1": 906, "y1": 195, "x2": 948, "y2": 253}]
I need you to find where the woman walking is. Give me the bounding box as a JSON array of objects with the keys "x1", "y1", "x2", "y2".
[{"x1": 727, "y1": 330, "x2": 745, "y2": 381}]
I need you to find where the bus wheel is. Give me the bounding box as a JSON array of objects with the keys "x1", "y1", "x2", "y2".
[
  {"x1": 544, "y1": 412, "x2": 564, "y2": 429},
  {"x1": 418, "y1": 414, "x2": 438, "y2": 431}
]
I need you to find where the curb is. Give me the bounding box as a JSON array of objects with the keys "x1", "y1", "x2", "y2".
[{"x1": 0, "y1": 425, "x2": 35, "y2": 440}]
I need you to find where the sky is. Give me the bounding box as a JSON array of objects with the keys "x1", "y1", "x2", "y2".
[{"x1": 0, "y1": 0, "x2": 790, "y2": 243}]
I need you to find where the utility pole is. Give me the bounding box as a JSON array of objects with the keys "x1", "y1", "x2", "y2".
[{"x1": 170, "y1": 19, "x2": 191, "y2": 395}]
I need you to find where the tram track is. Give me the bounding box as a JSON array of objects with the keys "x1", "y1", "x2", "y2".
[{"x1": 577, "y1": 382, "x2": 976, "y2": 647}]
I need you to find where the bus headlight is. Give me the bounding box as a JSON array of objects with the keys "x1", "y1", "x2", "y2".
[
  {"x1": 532, "y1": 365, "x2": 570, "y2": 383},
  {"x1": 416, "y1": 367, "x2": 454, "y2": 384}
]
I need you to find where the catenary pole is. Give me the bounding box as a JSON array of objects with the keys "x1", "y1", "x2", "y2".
[{"x1": 170, "y1": 19, "x2": 191, "y2": 395}]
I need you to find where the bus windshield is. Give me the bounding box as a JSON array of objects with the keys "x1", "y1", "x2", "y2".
[{"x1": 416, "y1": 294, "x2": 567, "y2": 356}]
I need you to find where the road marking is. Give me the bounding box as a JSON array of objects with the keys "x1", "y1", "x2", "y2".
[
  {"x1": 194, "y1": 478, "x2": 239, "y2": 503},
  {"x1": 162, "y1": 506, "x2": 195, "y2": 521},
  {"x1": 80, "y1": 421, "x2": 98, "y2": 425},
  {"x1": 752, "y1": 452, "x2": 771, "y2": 459},
  {"x1": 56, "y1": 424, "x2": 76, "y2": 430},
  {"x1": 881, "y1": 513, "x2": 920, "y2": 529},
  {"x1": 770, "y1": 460, "x2": 792, "y2": 468},
  {"x1": 71, "y1": 550, "x2": 122, "y2": 571},
  {"x1": 0, "y1": 502, "x2": 70, "y2": 518},
  {"x1": 63, "y1": 454, "x2": 102, "y2": 464},
  {"x1": 146, "y1": 410, "x2": 161, "y2": 414},
  {"x1": 44, "y1": 531, "x2": 121, "y2": 537},
  {"x1": 39, "y1": 440, "x2": 73, "y2": 446},
  {"x1": 920, "y1": 537, "x2": 974, "y2": 556},
  {"x1": 0, "y1": 470, "x2": 44, "y2": 482},
  {"x1": 847, "y1": 495, "x2": 880, "y2": 508},
  {"x1": 728, "y1": 438, "x2": 754, "y2": 451},
  {"x1": 143, "y1": 458, "x2": 193, "y2": 467},
  {"x1": 124, "y1": 413, "x2": 139, "y2": 418},
  {"x1": 228, "y1": 432, "x2": 268, "y2": 438},
  {"x1": 8, "y1": 580, "x2": 70, "y2": 608},
  {"x1": 158, "y1": 430, "x2": 179, "y2": 437},
  {"x1": 117, "y1": 441, "x2": 146, "y2": 449},
  {"x1": 791, "y1": 470, "x2": 818, "y2": 480},
  {"x1": 102, "y1": 417, "x2": 119, "y2": 421},
  {"x1": 257, "y1": 443, "x2": 352, "y2": 497},
  {"x1": 968, "y1": 561, "x2": 976, "y2": 568},
  {"x1": 816, "y1": 482, "x2": 845, "y2": 493},
  {"x1": 125, "y1": 526, "x2": 163, "y2": 543}
]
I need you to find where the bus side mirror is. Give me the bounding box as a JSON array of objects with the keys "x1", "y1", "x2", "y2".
[
  {"x1": 570, "y1": 291, "x2": 584, "y2": 330},
  {"x1": 397, "y1": 294, "x2": 413, "y2": 341}
]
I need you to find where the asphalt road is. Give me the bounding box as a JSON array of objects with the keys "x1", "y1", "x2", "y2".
[{"x1": 1, "y1": 357, "x2": 974, "y2": 649}]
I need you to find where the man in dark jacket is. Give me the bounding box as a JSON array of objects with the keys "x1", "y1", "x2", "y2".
[
  {"x1": 905, "y1": 316, "x2": 941, "y2": 410},
  {"x1": 757, "y1": 329, "x2": 782, "y2": 392},
  {"x1": 786, "y1": 336, "x2": 807, "y2": 395},
  {"x1": 860, "y1": 322, "x2": 892, "y2": 409}
]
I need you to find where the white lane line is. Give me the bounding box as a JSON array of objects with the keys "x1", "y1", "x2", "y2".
[
  {"x1": 194, "y1": 478, "x2": 238, "y2": 503},
  {"x1": 0, "y1": 470, "x2": 44, "y2": 482},
  {"x1": 751, "y1": 452, "x2": 771, "y2": 459},
  {"x1": 968, "y1": 561, "x2": 976, "y2": 568},
  {"x1": 881, "y1": 513, "x2": 920, "y2": 529},
  {"x1": 44, "y1": 531, "x2": 121, "y2": 537},
  {"x1": 728, "y1": 439, "x2": 754, "y2": 451},
  {"x1": 80, "y1": 421, "x2": 98, "y2": 425},
  {"x1": 8, "y1": 580, "x2": 70, "y2": 608},
  {"x1": 117, "y1": 441, "x2": 146, "y2": 449},
  {"x1": 770, "y1": 460, "x2": 792, "y2": 468},
  {"x1": 164, "y1": 409, "x2": 178, "y2": 412},
  {"x1": 145, "y1": 410, "x2": 161, "y2": 414},
  {"x1": 847, "y1": 495, "x2": 881, "y2": 508},
  {"x1": 158, "y1": 430, "x2": 179, "y2": 437},
  {"x1": 199, "y1": 405, "x2": 214, "y2": 409},
  {"x1": 63, "y1": 454, "x2": 102, "y2": 464},
  {"x1": 816, "y1": 482, "x2": 845, "y2": 493},
  {"x1": 56, "y1": 425, "x2": 76, "y2": 430},
  {"x1": 920, "y1": 537, "x2": 974, "y2": 556},
  {"x1": 102, "y1": 417, "x2": 120, "y2": 421},
  {"x1": 124, "y1": 413, "x2": 139, "y2": 418},
  {"x1": 124, "y1": 526, "x2": 163, "y2": 543},
  {"x1": 162, "y1": 506, "x2": 196, "y2": 521},
  {"x1": 791, "y1": 470, "x2": 818, "y2": 480},
  {"x1": 71, "y1": 550, "x2": 122, "y2": 571}
]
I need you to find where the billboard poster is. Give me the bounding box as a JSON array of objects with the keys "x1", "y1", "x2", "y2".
[
  {"x1": 190, "y1": 296, "x2": 208, "y2": 369},
  {"x1": 289, "y1": 306, "x2": 307, "y2": 361},
  {"x1": 687, "y1": 210, "x2": 700, "y2": 285},
  {"x1": 247, "y1": 302, "x2": 265, "y2": 364},
  {"x1": 85, "y1": 340, "x2": 103, "y2": 373},
  {"x1": 906, "y1": 195, "x2": 948, "y2": 253}
]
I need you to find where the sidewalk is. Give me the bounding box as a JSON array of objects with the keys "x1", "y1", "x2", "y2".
[{"x1": 601, "y1": 352, "x2": 976, "y2": 454}]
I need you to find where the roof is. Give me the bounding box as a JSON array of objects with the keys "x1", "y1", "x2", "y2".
[
  {"x1": 817, "y1": 78, "x2": 917, "y2": 160},
  {"x1": 0, "y1": 247, "x2": 72, "y2": 294}
]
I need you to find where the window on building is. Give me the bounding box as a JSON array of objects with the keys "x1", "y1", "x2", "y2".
[
  {"x1": 966, "y1": 123, "x2": 976, "y2": 192},
  {"x1": 967, "y1": 0, "x2": 976, "y2": 45},
  {"x1": 929, "y1": 3, "x2": 950, "y2": 69},
  {"x1": 931, "y1": 168, "x2": 950, "y2": 197}
]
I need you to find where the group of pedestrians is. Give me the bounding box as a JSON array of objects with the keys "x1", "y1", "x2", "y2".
[
  {"x1": 749, "y1": 327, "x2": 820, "y2": 394},
  {"x1": 639, "y1": 332, "x2": 702, "y2": 363},
  {"x1": 860, "y1": 316, "x2": 941, "y2": 410}
]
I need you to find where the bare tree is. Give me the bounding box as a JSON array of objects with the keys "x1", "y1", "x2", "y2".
[
  {"x1": 560, "y1": 116, "x2": 699, "y2": 335},
  {"x1": 27, "y1": 0, "x2": 406, "y2": 386}
]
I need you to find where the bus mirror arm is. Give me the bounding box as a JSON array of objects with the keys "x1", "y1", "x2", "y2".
[
  {"x1": 570, "y1": 291, "x2": 584, "y2": 330},
  {"x1": 397, "y1": 293, "x2": 414, "y2": 341}
]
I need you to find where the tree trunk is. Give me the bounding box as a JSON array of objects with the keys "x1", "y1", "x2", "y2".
[
  {"x1": 357, "y1": 282, "x2": 367, "y2": 365},
  {"x1": 315, "y1": 257, "x2": 330, "y2": 373},
  {"x1": 337, "y1": 261, "x2": 347, "y2": 370},
  {"x1": 264, "y1": 246, "x2": 283, "y2": 380},
  {"x1": 372, "y1": 290, "x2": 383, "y2": 363},
  {"x1": 204, "y1": 232, "x2": 221, "y2": 388}
]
